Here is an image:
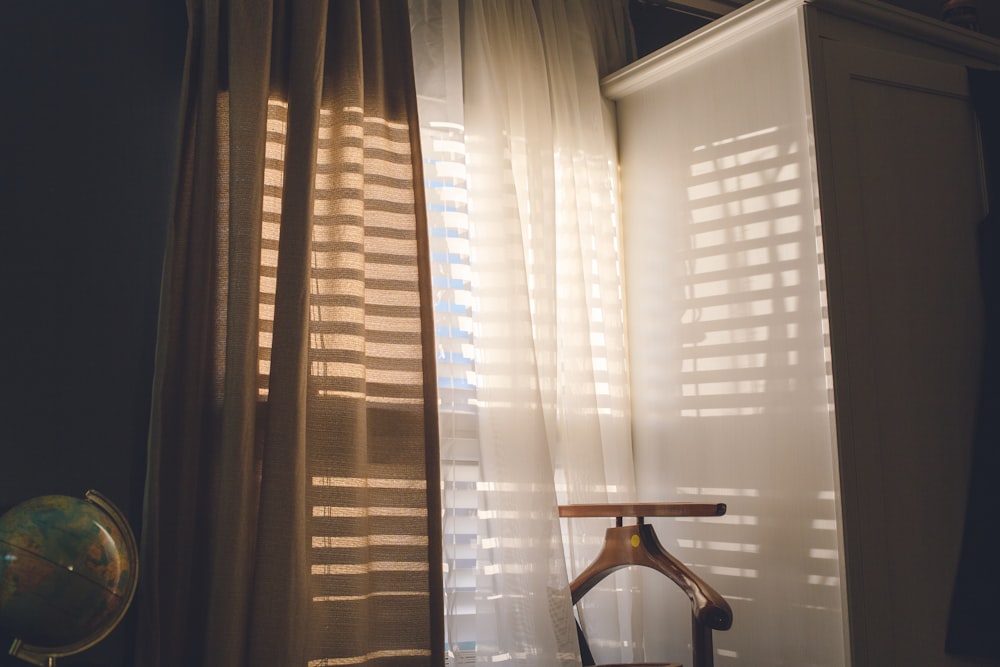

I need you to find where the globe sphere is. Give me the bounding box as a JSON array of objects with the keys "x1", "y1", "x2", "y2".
[{"x1": 0, "y1": 492, "x2": 137, "y2": 654}]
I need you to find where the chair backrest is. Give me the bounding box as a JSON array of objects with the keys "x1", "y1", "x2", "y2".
[{"x1": 560, "y1": 503, "x2": 733, "y2": 667}]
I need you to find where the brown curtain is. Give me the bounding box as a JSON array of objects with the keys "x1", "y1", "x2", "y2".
[{"x1": 135, "y1": 1, "x2": 443, "y2": 665}]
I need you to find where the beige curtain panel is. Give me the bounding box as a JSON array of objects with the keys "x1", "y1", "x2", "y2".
[{"x1": 135, "y1": 1, "x2": 443, "y2": 666}]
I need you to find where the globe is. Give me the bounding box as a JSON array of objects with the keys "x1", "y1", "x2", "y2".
[{"x1": 0, "y1": 490, "x2": 138, "y2": 665}]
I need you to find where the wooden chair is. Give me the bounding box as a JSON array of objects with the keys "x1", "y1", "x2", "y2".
[{"x1": 559, "y1": 503, "x2": 734, "y2": 667}]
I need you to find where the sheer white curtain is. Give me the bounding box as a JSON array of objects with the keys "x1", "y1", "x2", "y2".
[{"x1": 411, "y1": 1, "x2": 638, "y2": 664}]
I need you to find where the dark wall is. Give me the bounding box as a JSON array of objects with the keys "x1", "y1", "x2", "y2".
[
  {"x1": 630, "y1": 0, "x2": 1000, "y2": 56},
  {"x1": 0, "y1": 1, "x2": 186, "y2": 664},
  {"x1": 884, "y1": 0, "x2": 1000, "y2": 38}
]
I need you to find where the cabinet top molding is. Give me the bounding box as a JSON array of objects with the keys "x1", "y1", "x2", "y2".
[{"x1": 602, "y1": 0, "x2": 1000, "y2": 99}]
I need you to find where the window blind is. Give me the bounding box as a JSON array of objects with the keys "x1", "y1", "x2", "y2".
[{"x1": 420, "y1": 121, "x2": 480, "y2": 665}]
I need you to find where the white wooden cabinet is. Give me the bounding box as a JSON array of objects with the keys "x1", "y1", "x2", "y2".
[{"x1": 604, "y1": 1, "x2": 1000, "y2": 664}]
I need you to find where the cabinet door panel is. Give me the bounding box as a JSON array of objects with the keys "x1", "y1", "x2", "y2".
[{"x1": 816, "y1": 40, "x2": 986, "y2": 667}]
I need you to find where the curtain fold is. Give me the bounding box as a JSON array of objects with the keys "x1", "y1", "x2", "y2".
[
  {"x1": 410, "y1": 1, "x2": 636, "y2": 663},
  {"x1": 136, "y1": 1, "x2": 442, "y2": 665}
]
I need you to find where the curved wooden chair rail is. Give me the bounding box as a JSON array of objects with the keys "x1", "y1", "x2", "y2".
[{"x1": 559, "y1": 503, "x2": 734, "y2": 667}]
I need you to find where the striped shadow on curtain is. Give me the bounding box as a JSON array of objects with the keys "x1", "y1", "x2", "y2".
[
  {"x1": 137, "y1": 3, "x2": 442, "y2": 667},
  {"x1": 258, "y1": 91, "x2": 443, "y2": 665}
]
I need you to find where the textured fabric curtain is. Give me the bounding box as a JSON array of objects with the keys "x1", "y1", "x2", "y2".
[
  {"x1": 463, "y1": 3, "x2": 638, "y2": 664},
  {"x1": 135, "y1": 2, "x2": 443, "y2": 666},
  {"x1": 412, "y1": 1, "x2": 637, "y2": 664}
]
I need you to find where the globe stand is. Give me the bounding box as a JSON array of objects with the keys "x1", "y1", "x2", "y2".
[
  {"x1": 9, "y1": 638, "x2": 58, "y2": 667},
  {"x1": 3, "y1": 490, "x2": 139, "y2": 667}
]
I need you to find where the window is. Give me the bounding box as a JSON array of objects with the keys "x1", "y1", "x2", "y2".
[{"x1": 420, "y1": 119, "x2": 479, "y2": 664}]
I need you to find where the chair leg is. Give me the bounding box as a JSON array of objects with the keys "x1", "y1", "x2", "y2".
[
  {"x1": 577, "y1": 618, "x2": 596, "y2": 666},
  {"x1": 691, "y1": 614, "x2": 714, "y2": 667}
]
